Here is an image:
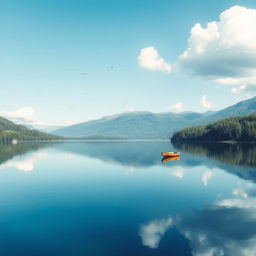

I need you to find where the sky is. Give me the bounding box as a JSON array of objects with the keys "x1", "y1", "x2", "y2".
[{"x1": 1, "y1": 0, "x2": 256, "y2": 126}]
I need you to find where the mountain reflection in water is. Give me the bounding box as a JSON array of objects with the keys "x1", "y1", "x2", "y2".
[
  {"x1": 173, "y1": 141, "x2": 256, "y2": 183},
  {"x1": 173, "y1": 141, "x2": 256, "y2": 169},
  {"x1": 0, "y1": 141, "x2": 256, "y2": 255}
]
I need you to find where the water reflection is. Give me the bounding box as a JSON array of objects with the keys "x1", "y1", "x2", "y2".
[
  {"x1": 173, "y1": 141, "x2": 256, "y2": 183},
  {"x1": 1, "y1": 151, "x2": 48, "y2": 172},
  {"x1": 2, "y1": 141, "x2": 256, "y2": 185},
  {"x1": 56, "y1": 141, "x2": 256, "y2": 184},
  {"x1": 2, "y1": 141, "x2": 256, "y2": 184},
  {"x1": 162, "y1": 156, "x2": 180, "y2": 162},
  {"x1": 139, "y1": 184, "x2": 256, "y2": 256},
  {"x1": 139, "y1": 217, "x2": 173, "y2": 249},
  {"x1": 173, "y1": 141, "x2": 256, "y2": 169},
  {"x1": 201, "y1": 171, "x2": 215, "y2": 186},
  {"x1": 171, "y1": 168, "x2": 185, "y2": 179},
  {"x1": 176, "y1": 188, "x2": 256, "y2": 256},
  {"x1": 0, "y1": 142, "x2": 55, "y2": 165},
  {"x1": 55, "y1": 141, "x2": 173, "y2": 168},
  {"x1": 0, "y1": 141, "x2": 256, "y2": 255}
]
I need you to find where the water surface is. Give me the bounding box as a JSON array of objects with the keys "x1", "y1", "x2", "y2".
[{"x1": 0, "y1": 141, "x2": 255, "y2": 256}]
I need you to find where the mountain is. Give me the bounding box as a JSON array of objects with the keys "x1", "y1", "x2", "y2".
[
  {"x1": 39, "y1": 125, "x2": 64, "y2": 133},
  {"x1": 200, "y1": 96, "x2": 256, "y2": 124},
  {"x1": 23, "y1": 124, "x2": 64, "y2": 133},
  {"x1": 0, "y1": 116, "x2": 62, "y2": 143},
  {"x1": 54, "y1": 97, "x2": 256, "y2": 139},
  {"x1": 53, "y1": 111, "x2": 213, "y2": 139}
]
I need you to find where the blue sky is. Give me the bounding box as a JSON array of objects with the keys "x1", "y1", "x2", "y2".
[{"x1": 1, "y1": 0, "x2": 256, "y2": 126}]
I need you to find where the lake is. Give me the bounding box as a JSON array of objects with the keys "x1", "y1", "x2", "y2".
[{"x1": 0, "y1": 140, "x2": 256, "y2": 256}]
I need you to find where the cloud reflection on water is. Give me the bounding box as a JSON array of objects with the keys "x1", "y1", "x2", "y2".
[
  {"x1": 0, "y1": 151, "x2": 47, "y2": 172},
  {"x1": 139, "y1": 217, "x2": 173, "y2": 249},
  {"x1": 177, "y1": 194, "x2": 256, "y2": 256},
  {"x1": 139, "y1": 184, "x2": 256, "y2": 256},
  {"x1": 201, "y1": 171, "x2": 215, "y2": 186},
  {"x1": 171, "y1": 168, "x2": 185, "y2": 179}
]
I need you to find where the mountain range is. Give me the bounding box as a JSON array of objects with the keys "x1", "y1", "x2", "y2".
[{"x1": 53, "y1": 96, "x2": 256, "y2": 139}]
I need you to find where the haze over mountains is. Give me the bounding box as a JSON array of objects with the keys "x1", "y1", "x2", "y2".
[
  {"x1": 53, "y1": 96, "x2": 256, "y2": 139},
  {"x1": 54, "y1": 111, "x2": 214, "y2": 139},
  {"x1": 1, "y1": 96, "x2": 256, "y2": 140}
]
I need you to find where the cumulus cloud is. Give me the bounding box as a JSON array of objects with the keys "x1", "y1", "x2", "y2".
[
  {"x1": 0, "y1": 107, "x2": 47, "y2": 127},
  {"x1": 231, "y1": 84, "x2": 247, "y2": 94},
  {"x1": 138, "y1": 47, "x2": 172, "y2": 73},
  {"x1": 178, "y1": 5, "x2": 256, "y2": 88},
  {"x1": 201, "y1": 95, "x2": 212, "y2": 109},
  {"x1": 138, "y1": 5, "x2": 256, "y2": 95},
  {"x1": 139, "y1": 217, "x2": 173, "y2": 248},
  {"x1": 170, "y1": 102, "x2": 183, "y2": 112}
]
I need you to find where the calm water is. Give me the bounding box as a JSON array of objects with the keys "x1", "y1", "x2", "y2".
[{"x1": 0, "y1": 141, "x2": 256, "y2": 256}]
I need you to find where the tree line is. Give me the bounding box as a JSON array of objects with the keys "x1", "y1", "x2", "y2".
[
  {"x1": 171, "y1": 113, "x2": 256, "y2": 142},
  {"x1": 172, "y1": 141, "x2": 256, "y2": 169}
]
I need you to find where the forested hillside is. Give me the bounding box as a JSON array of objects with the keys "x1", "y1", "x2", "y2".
[
  {"x1": 171, "y1": 113, "x2": 256, "y2": 142},
  {"x1": 0, "y1": 117, "x2": 62, "y2": 143}
]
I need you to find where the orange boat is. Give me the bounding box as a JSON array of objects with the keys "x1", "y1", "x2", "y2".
[
  {"x1": 161, "y1": 152, "x2": 180, "y2": 157},
  {"x1": 162, "y1": 156, "x2": 180, "y2": 162}
]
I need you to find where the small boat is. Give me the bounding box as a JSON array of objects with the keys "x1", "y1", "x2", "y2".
[
  {"x1": 162, "y1": 156, "x2": 180, "y2": 162},
  {"x1": 161, "y1": 152, "x2": 180, "y2": 157}
]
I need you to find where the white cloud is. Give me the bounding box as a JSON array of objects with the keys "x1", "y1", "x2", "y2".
[
  {"x1": 139, "y1": 217, "x2": 173, "y2": 249},
  {"x1": 231, "y1": 84, "x2": 247, "y2": 94},
  {"x1": 138, "y1": 46, "x2": 172, "y2": 73},
  {"x1": 0, "y1": 107, "x2": 47, "y2": 127},
  {"x1": 178, "y1": 5, "x2": 256, "y2": 88},
  {"x1": 201, "y1": 95, "x2": 212, "y2": 109},
  {"x1": 170, "y1": 102, "x2": 183, "y2": 112},
  {"x1": 201, "y1": 171, "x2": 214, "y2": 186}
]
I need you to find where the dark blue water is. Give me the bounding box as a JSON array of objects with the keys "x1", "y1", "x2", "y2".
[{"x1": 0, "y1": 141, "x2": 256, "y2": 256}]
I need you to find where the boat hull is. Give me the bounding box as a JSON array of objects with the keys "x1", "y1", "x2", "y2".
[{"x1": 161, "y1": 152, "x2": 180, "y2": 157}]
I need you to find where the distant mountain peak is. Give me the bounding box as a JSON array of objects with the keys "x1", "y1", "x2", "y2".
[{"x1": 53, "y1": 96, "x2": 256, "y2": 139}]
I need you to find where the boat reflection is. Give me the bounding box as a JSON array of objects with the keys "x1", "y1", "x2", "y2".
[
  {"x1": 162, "y1": 156, "x2": 180, "y2": 162},
  {"x1": 2, "y1": 141, "x2": 256, "y2": 184}
]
